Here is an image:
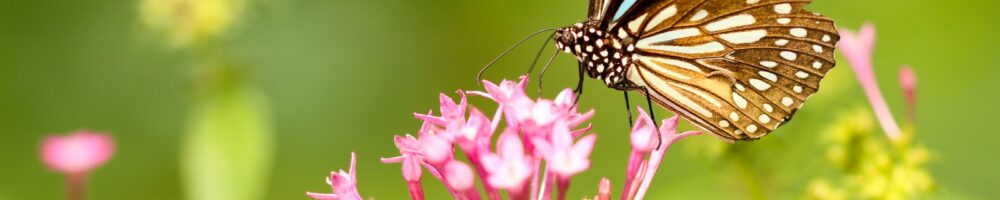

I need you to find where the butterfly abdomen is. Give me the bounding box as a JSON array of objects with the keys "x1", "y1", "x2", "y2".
[{"x1": 555, "y1": 23, "x2": 638, "y2": 88}]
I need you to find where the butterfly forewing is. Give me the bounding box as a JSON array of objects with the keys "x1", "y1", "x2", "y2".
[{"x1": 615, "y1": 0, "x2": 839, "y2": 140}]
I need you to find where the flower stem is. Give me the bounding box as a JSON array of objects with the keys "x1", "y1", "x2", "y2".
[
  {"x1": 407, "y1": 181, "x2": 425, "y2": 200},
  {"x1": 66, "y1": 173, "x2": 87, "y2": 200}
]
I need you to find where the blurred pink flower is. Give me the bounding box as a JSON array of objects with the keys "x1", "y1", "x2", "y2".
[
  {"x1": 899, "y1": 66, "x2": 918, "y2": 121},
  {"x1": 307, "y1": 153, "x2": 363, "y2": 200},
  {"x1": 41, "y1": 131, "x2": 115, "y2": 174},
  {"x1": 838, "y1": 23, "x2": 902, "y2": 140}
]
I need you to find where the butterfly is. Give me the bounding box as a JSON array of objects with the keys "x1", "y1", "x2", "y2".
[{"x1": 552, "y1": 0, "x2": 839, "y2": 141}]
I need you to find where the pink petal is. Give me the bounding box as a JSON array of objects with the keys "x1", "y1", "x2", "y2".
[
  {"x1": 420, "y1": 134, "x2": 452, "y2": 165},
  {"x1": 305, "y1": 192, "x2": 339, "y2": 200},
  {"x1": 40, "y1": 131, "x2": 116, "y2": 174},
  {"x1": 402, "y1": 157, "x2": 422, "y2": 182},
  {"x1": 497, "y1": 131, "x2": 525, "y2": 161},
  {"x1": 444, "y1": 161, "x2": 476, "y2": 191},
  {"x1": 838, "y1": 23, "x2": 902, "y2": 140},
  {"x1": 570, "y1": 134, "x2": 597, "y2": 160},
  {"x1": 598, "y1": 178, "x2": 612, "y2": 200},
  {"x1": 630, "y1": 107, "x2": 656, "y2": 153}
]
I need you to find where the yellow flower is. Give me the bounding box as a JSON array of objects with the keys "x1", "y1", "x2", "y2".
[
  {"x1": 805, "y1": 179, "x2": 847, "y2": 200},
  {"x1": 140, "y1": 0, "x2": 245, "y2": 47}
]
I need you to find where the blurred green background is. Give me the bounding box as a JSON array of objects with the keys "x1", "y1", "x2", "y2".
[{"x1": 0, "y1": 0, "x2": 997, "y2": 199}]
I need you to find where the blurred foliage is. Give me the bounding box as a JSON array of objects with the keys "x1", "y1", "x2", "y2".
[{"x1": 0, "y1": 0, "x2": 997, "y2": 199}]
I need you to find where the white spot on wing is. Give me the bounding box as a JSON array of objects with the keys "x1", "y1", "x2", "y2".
[
  {"x1": 758, "y1": 114, "x2": 771, "y2": 123},
  {"x1": 719, "y1": 29, "x2": 767, "y2": 44},
  {"x1": 775, "y1": 39, "x2": 789, "y2": 46},
  {"x1": 812, "y1": 45, "x2": 824, "y2": 53},
  {"x1": 774, "y1": 3, "x2": 792, "y2": 14},
  {"x1": 645, "y1": 5, "x2": 677, "y2": 32},
  {"x1": 690, "y1": 10, "x2": 708, "y2": 21},
  {"x1": 638, "y1": 41, "x2": 726, "y2": 54},
  {"x1": 795, "y1": 71, "x2": 810, "y2": 79},
  {"x1": 790, "y1": 28, "x2": 808, "y2": 37},
  {"x1": 749, "y1": 79, "x2": 771, "y2": 91},
  {"x1": 776, "y1": 18, "x2": 791, "y2": 24},
  {"x1": 760, "y1": 61, "x2": 778, "y2": 68},
  {"x1": 759, "y1": 71, "x2": 778, "y2": 82},
  {"x1": 781, "y1": 96, "x2": 794, "y2": 106},
  {"x1": 705, "y1": 14, "x2": 756, "y2": 32},
  {"x1": 628, "y1": 13, "x2": 649, "y2": 33},
  {"x1": 732, "y1": 92, "x2": 748, "y2": 109},
  {"x1": 780, "y1": 51, "x2": 798, "y2": 61}
]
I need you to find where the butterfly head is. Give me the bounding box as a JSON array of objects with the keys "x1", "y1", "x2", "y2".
[
  {"x1": 553, "y1": 23, "x2": 586, "y2": 53},
  {"x1": 553, "y1": 22, "x2": 636, "y2": 88}
]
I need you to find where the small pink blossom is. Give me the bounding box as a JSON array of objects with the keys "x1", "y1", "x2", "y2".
[
  {"x1": 480, "y1": 131, "x2": 532, "y2": 191},
  {"x1": 469, "y1": 75, "x2": 529, "y2": 104},
  {"x1": 838, "y1": 23, "x2": 902, "y2": 140},
  {"x1": 307, "y1": 153, "x2": 363, "y2": 200},
  {"x1": 444, "y1": 160, "x2": 476, "y2": 191},
  {"x1": 41, "y1": 131, "x2": 116, "y2": 174},
  {"x1": 534, "y1": 121, "x2": 596, "y2": 178}
]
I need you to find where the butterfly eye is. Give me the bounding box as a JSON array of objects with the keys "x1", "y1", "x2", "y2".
[{"x1": 554, "y1": 28, "x2": 578, "y2": 46}]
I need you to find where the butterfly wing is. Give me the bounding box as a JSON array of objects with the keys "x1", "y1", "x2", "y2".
[
  {"x1": 616, "y1": 0, "x2": 839, "y2": 140},
  {"x1": 590, "y1": 0, "x2": 642, "y2": 29}
]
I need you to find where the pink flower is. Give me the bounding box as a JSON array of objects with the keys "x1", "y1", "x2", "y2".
[
  {"x1": 480, "y1": 131, "x2": 532, "y2": 191},
  {"x1": 838, "y1": 23, "x2": 902, "y2": 140},
  {"x1": 307, "y1": 153, "x2": 363, "y2": 200},
  {"x1": 443, "y1": 160, "x2": 476, "y2": 191},
  {"x1": 534, "y1": 121, "x2": 596, "y2": 178},
  {"x1": 621, "y1": 108, "x2": 701, "y2": 200},
  {"x1": 469, "y1": 75, "x2": 529, "y2": 104},
  {"x1": 41, "y1": 131, "x2": 115, "y2": 174},
  {"x1": 381, "y1": 135, "x2": 427, "y2": 200},
  {"x1": 899, "y1": 66, "x2": 918, "y2": 121}
]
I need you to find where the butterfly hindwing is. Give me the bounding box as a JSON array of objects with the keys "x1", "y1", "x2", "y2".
[{"x1": 618, "y1": 0, "x2": 838, "y2": 140}]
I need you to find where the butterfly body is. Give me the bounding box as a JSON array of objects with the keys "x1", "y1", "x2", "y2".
[{"x1": 553, "y1": 0, "x2": 840, "y2": 141}]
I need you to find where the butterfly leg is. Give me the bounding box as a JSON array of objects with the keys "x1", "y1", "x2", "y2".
[
  {"x1": 614, "y1": 84, "x2": 663, "y2": 149},
  {"x1": 624, "y1": 91, "x2": 634, "y2": 129},
  {"x1": 644, "y1": 87, "x2": 663, "y2": 149},
  {"x1": 573, "y1": 62, "x2": 585, "y2": 104}
]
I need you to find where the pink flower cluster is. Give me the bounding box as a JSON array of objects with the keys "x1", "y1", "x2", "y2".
[{"x1": 302, "y1": 76, "x2": 701, "y2": 200}]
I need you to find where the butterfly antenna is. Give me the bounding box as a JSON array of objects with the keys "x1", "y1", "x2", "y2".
[
  {"x1": 525, "y1": 31, "x2": 558, "y2": 76},
  {"x1": 536, "y1": 48, "x2": 560, "y2": 96},
  {"x1": 477, "y1": 28, "x2": 557, "y2": 84}
]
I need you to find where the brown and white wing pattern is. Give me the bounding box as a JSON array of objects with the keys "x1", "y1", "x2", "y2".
[{"x1": 618, "y1": 0, "x2": 839, "y2": 140}]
